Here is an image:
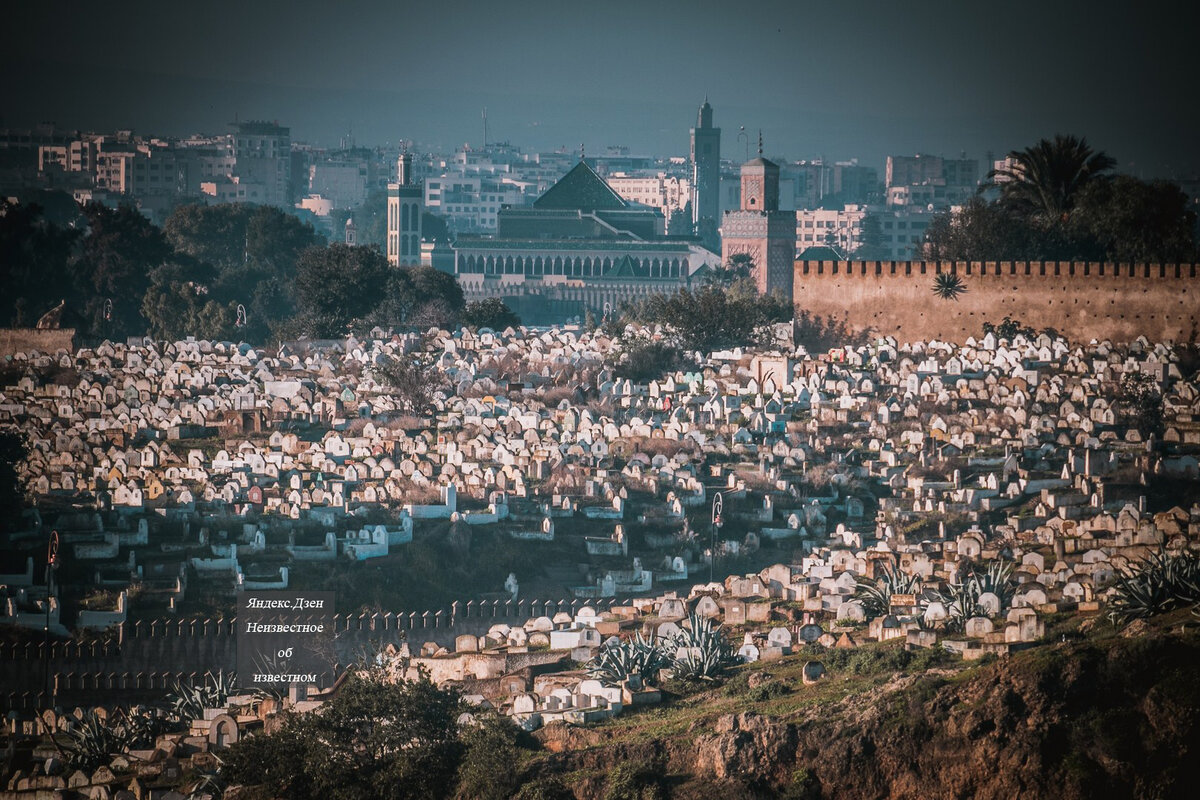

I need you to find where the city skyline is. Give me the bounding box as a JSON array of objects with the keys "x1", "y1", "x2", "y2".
[{"x1": 4, "y1": 0, "x2": 1198, "y2": 176}]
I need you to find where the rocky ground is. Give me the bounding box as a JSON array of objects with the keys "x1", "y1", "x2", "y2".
[{"x1": 518, "y1": 611, "x2": 1200, "y2": 799}]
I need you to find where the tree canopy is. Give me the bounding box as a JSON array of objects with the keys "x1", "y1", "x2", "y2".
[
  {"x1": 626, "y1": 280, "x2": 793, "y2": 354},
  {"x1": 460, "y1": 298, "x2": 521, "y2": 330},
  {"x1": 927, "y1": 136, "x2": 1197, "y2": 263},
  {"x1": 988, "y1": 134, "x2": 1116, "y2": 221},
  {"x1": 221, "y1": 673, "x2": 526, "y2": 800}
]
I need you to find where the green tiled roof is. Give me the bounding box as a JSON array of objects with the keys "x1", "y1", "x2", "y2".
[{"x1": 533, "y1": 160, "x2": 629, "y2": 211}]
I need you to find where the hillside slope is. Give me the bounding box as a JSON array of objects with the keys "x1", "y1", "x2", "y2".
[{"x1": 526, "y1": 618, "x2": 1200, "y2": 799}]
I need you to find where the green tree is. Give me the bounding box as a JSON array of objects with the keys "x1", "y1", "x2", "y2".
[
  {"x1": 141, "y1": 259, "x2": 239, "y2": 342},
  {"x1": 164, "y1": 203, "x2": 322, "y2": 342},
  {"x1": 923, "y1": 197, "x2": 1077, "y2": 261},
  {"x1": 164, "y1": 203, "x2": 321, "y2": 275},
  {"x1": 372, "y1": 353, "x2": 443, "y2": 415},
  {"x1": 454, "y1": 714, "x2": 525, "y2": 800},
  {"x1": 705, "y1": 252, "x2": 754, "y2": 288},
  {"x1": 72, "y1": 202, "x2": 174, "y2": 337},
  {"x1": 610, "y1": 335, "x2": 686, "y2": 382},
  {"x1": 1118, "y1": 371, "x2": 1164, "y2": 439},
  {"x1": 854, "y1": 213, "x2": 887, "y2": 259},
  {"x1": 988, "y1": 134, "x2": 1116, "y2": 222},
  {"x1": 630, "y1": 283, "x2": 792, "y2": 354},
  {"x1": 292, "y1": 244, "x2": 392, "y2": 337},
  {"x1": 1069, "y1": 176, "x2": 1198, "y2": 263},
  {"x1": 222, "y1": 673, "x2": 465, "y2": 800},
  {"x1": 459, "y1": 298, "x2": 520, "y2": 330},
  {"x1": 0, "y1": 199, "x2": 81, "y2": 327}
]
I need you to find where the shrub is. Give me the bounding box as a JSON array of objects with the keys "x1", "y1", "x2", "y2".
[
  {"x1": 1107, "y1": 547, "x2": 1200, "y2": 623},
  {"x1": 604, "y1": 762, "x2": 664, "y2": 800}
]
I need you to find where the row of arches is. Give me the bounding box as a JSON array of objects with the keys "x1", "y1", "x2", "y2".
[
  {"x1": 389, "y1": 201, "x2": 419, "y2": 233},
  {"x1": 458, "y1": 253, "x2": 686, "y2": 278}
]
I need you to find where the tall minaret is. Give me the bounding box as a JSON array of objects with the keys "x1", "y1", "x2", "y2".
[
  {"x1": 386, "y1": 142, "x2": 424, "y2": 267},
  {"x1": 690, "y1": 97, "x2": 721, "y2": 253},
  {"x1": 721, "y1": 132, "x2": 793, "y2": 297}
]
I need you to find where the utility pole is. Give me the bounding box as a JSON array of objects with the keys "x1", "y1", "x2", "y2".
[
  {"x1": 44, "y1": 530, "x2": 59, "y2": 706},
  {"x1": 710, "y1": 492, "x2": 723, "y2": 583}
]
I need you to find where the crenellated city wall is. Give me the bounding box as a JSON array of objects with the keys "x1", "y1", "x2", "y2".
[
  {"x1": 0, "y1": 327, "x2": 76, "y2": 358},
  {"x1": 0, "y1": 598, "x2": 614, "y2": 711},
  {"x1": 793, "y1": 261, "x2": 1199, "y2": 344}
]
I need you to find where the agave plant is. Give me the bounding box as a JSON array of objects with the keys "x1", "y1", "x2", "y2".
[
  {"x1": 934, "y1": 559, "x2": 1016, "y2": 630},
  {"x1": 121, "y1": 704, "x2": 174, "y2": 749},
  {"x1": 167, "y1": 670, "x2": 237, "y2": 724},
  {"x1": 853, "y1": 565, "x2": 923, "y2": 619},
  {"x1": 932, "y1": 273, "x2": 967, "y2": 301},
  {"x1": 1107, "y1": 547, "x2": 1200, "y2": 624},
  {"x1": 666, "y1": 614, "x2": 739, "y2": 681},
  {"x1": 934, "y1": 580, "x2": 983, "y2": 632},
  {"x1": 57, "y1": 709, "x2": 128, "y2": 773},
  {"x1": 586, "y1": 631, "x2": 670, "y2": 687}
]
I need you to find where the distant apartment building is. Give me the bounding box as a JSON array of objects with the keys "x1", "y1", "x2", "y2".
[
  {"x1": 308, "y1": 160, "x2": 368, "y2": 209},
  {"x1": 884, "y1": 153, "x2": 978, "y2": 209},
  {"x1": 227, "y1": 121, "x2": 292, "y2": 207},
  {"x1": 423, "y1": 175, "x2": 522, "y2": 234},
  {"x1": 989, "y1": 155, "x2": 1019, "y2": 183},
  {"x1": 606, "y1": 173, "x2": 692, "y2": 231},
  {"x1": 796, "y1": 206, "x2": 932, "y2": 260},
  {"x1": 94, "y1": 140, "x2": 184, "y2": 197}
]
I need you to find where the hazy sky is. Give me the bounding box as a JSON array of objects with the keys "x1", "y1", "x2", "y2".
[{"x1": 4, "y1": 0, "x2": 1197, "y2": 175}]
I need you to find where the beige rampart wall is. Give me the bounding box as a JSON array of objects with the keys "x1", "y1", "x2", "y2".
[{"x1": 793, "y1": 261, "x2": 1198, "y2": 344}]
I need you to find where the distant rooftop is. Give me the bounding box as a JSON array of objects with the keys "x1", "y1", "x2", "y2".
[{"x1": 533, "y1": 160, "x2": 629, "y2": 212}]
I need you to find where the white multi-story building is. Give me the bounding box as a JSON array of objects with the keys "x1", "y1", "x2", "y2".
[
  {"x1": 423, "y1": 175, "x2": 523, "y2": 234},
  {"x1": 796, "y1": 205, "x2": 933, "y2": 260},
  {"x1": 606, "y1": 173, "x2": 690, "y2": 215}
]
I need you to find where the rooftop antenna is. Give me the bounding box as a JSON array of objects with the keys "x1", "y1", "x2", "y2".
[{"x1": 482, "y1": 108, "x2": 488, "y2": 148}]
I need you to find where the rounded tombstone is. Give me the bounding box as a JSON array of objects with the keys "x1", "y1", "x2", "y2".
[
  {"x1": 837, "y1": 601, "x2": 867, "y2": 623},
  {"x1": 923, "y1": 601, "x2": 948, "y2": 624},
  {"x1": 964, "y1": 616, "x2": 994, "y2": 638},
  {"x1": 977, "y1": 592, "x2": 1002, "y2": 616},
  {"x1": 802, "y1": 660, "x2": 826, "y2": 685},
  {"x1": 738, "y1": 643, "x2": 761, "y2": 663}
]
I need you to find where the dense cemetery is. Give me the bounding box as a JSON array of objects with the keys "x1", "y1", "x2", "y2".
[{"x1": 1, "y1": 322, "x2": 1199, "y2": 796}]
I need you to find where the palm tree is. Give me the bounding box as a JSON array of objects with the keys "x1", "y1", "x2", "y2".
[
  {"x1": 987, "y1": 134, "x2": 1115, "y2": 222},
  {"x1": 932, "y1": 272, "x2": 967, "y2": 301}
]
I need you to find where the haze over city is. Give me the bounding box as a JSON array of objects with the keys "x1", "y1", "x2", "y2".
[
  {"x1": 5, "y1": 0, "x2": 1199, "y2": 175},
  {"x1": 3, "y1": 2, "x2": 1200, "y2": 798}
]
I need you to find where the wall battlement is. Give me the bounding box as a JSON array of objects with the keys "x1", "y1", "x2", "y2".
[
  {"x1": 0, "y1": 598, "x2": 616, "y2": 711},
  {"x1": 0, "y1": 328, "x2": 76, "y2": 358},
  {"x1": 793, "y1": 260, "x2": 1199, "y2": 344}
]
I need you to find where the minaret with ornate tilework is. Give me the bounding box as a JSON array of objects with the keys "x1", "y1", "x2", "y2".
[{"x1": 720, "y1": 132, "x2": 795, "y2": 296}]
